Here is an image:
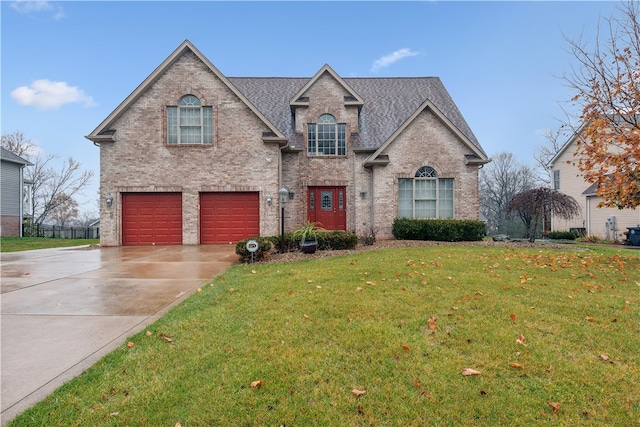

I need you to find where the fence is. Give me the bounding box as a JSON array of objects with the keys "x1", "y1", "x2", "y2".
[{"x1": 23, "y1": 224, "x2": 100, "y2": 239}]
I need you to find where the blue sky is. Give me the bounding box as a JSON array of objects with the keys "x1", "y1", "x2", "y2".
[{"x1": 1, "y1": 1, "x2": 620, "y2": 215}]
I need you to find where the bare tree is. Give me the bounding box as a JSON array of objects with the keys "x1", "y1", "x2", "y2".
[
  {"x1": 0, "y1": 131, "x2": 38, "y2": 157},
  {"x1": 1, "y1": 131, "x2": 94, "y2": 230},
  {"x1": 49, "y1": 193, "x2": 79, "y2": 228},
  {"x1": 534, "y1": 126, "x2": 568, "y2": 185},
  {"x1": 480, "y1": 152, "x2": 538, "y2": 236},
  {"x1": 508, "y1": 187, "x2": 581, "y2": 243},
  {"x1": 563, "y1": 0, "x2": 640, "y2": 208}
]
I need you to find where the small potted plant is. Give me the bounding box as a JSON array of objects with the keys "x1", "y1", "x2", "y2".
[{"x1": 292, "y1": 221, "x2": 325, "y2": 254}]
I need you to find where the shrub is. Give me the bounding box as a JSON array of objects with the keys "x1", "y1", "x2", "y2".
[
  {"x1": 548, "y1": 230, "x2": 579, "y2": 240},
  {"x1": 235, "y1": 237, "x2": 272, "y2": 263},
  {"x1": 392, "y1": 218, "x2": 486, "y2": 242},
  {"x1": 317, "y1": 231, "x2": 358, "y2": 250}
]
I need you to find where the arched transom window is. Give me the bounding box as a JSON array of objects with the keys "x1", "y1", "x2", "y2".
[
  {"x1": 398, "y1": 166, "x2": 454, "y2": 219},
  {"x1": 167, "y1": 95, "x2": 213, "y2": 144},
  {"x1": 307, "y1": 114, "x2": 346, "y2": 156}
]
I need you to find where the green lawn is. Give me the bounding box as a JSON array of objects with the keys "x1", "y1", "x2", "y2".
[
  {"x1": 0, "y1": 237, "x2": 99, "y2": 252},
  {"x1": 8, "y1": 245, "x2": 640, "y2": 426}
]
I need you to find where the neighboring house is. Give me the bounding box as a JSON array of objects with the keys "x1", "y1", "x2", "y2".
[
  {"x1": 86, "y1": 40, "x2": 489, "y2": 247},
  {"x1": 1, "y1": 147, "x2": 32, "y2": 237},
  {"x1": 548, "y1": 131, "x2": 639, "y2": 240}
]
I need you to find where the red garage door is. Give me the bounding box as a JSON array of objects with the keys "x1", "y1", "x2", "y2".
[
  {"x1": 200, "y1": 192, "x2": 259, "y2": 244},
  {"x1": 122, "y1": 193, "x2": 182, "y2": 246}
]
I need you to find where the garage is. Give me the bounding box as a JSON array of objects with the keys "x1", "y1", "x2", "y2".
[
  {"x1": 200, "y1": 192, "x2": 260, "y2": 244},
  {"x1": 122, "y1": 193, "x2": 182, "y2": 245}
]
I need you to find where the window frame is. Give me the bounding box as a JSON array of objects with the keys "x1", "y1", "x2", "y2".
[
  {"x1": 307, "y1": 114, "x2": 346, "y2": 156},
  {"x1": 398, "y1": 166, "x2": 454, "y2": 219},
  {"x1": 167, "y1": 95, "x2": 213, "y2": 145}
]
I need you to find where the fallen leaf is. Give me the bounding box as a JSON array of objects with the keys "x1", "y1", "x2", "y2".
[
  {"x1": 428, "y1": 316, "x2": 437, "y2": 330},
  {"x1": 316, "y1": 285, "x2": 322, "y2": 289},
  {"x1": 516, "y1": 334, "x2": 526, "y2": 345},
  {"x1": 228, "y1": 288, "x2": 235, "y2": 292},
  {"x1": 510, "y1": 313, "x2": 517, "y2": 321},
  {"x1": 146, "y1": 331, "x2": 152, "y2": 337},
  {"x1": 303, "y1": 314, "x2": 310, "y2": 319},
  {"x1": 585, "y1": 316, "x2": 596, "y2": 322},
  {"x1": 175, "y1": 423, "x2": 182, "y2": 427},
  {"x1": 413, "y1": 381, "x2": 421, "y2": 388},
  {"x1": 462, "y1": 368, "x2": 481, "y2": 376},
  {"x1": 352, "y1": 389, "x2": 366, "y2": 397},
  {"x1": 451, "y1": 306, "x2": 459, "y2": 311},
  {"x1": 546, "y1": 365, "x2": 553, "y2": 372},
  {"x1": 510, "y1": 362, "x2": 525, "y2": 369},
  {"x1": 127, "y1": 342, "x2": 134, "y2": 348},
  {"x1": 421, "y1": 278, "x2": 428, "y2": 285},
  {"x1": 307, "y1": 280, "x2": 313, "y2": 283},
  {"x1": 251, "y1": 270, "x2": 257, "y2": 274},
  {"x1": 366, "y1": 281, "x2": 376, "y2": 286},
  {"x1": 160, "y1": 334, "x2": 174, "y2": 343},
  {"x1": 400, "y1": 344, "x2": 411, "y2": 352},
  {"x1": 356, "y1": 287, "x2": 363, "y2": 291},
  {"x1": 599, "y1": 354, "x2": 614, "y2": 363},
  {"x1": 251, "y1": 380, "x2": 263, "y2": 388},
  {"x1": 197, "y1": 287, "x2": 202, "y2": 292},
  {"x1": 547, "y1": 401, "x2": 560, "y2": 414}
]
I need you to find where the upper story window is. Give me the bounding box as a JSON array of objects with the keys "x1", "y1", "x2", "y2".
[
  {"x1": 307, "y1": 114, "x2": 346, "y2": 156},
  {"x1": 552, "y1": 170, "x2": 560, "y2": 190},
  {"x1": 398, "y1": 166, "x2": 454, "y2": 219},
  {"x1": 167, "y1": 95, "x2": 213, "y2": 144}
]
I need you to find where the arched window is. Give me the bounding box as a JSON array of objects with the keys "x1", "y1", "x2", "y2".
[
  {"x1": 398, "y1": 166, "x2": 454, "y2": 219},
  {"x1": 167, "y1": 95, "x2": 213, "y2": 144},
  {"x1": 307, "y1": 114, "x2": 346, "y2": 156}
]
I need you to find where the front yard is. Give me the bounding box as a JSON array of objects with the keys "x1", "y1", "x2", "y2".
[{"x1": 8, "y1": 244, "x2": 640, "y2": 426}]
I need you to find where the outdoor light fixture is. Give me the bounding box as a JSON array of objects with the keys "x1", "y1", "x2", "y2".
[
  {"x1": 105, "y1": 195, "x2": 114, "y2": 207},
  {"x1": 279, "y1": 187, "x2": 289, "y2": 204},
  {"x1": 266, "y1": 194, "x2": 273, "y2": 206}
]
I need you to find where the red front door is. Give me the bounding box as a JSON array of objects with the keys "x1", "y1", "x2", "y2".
[{"x1": 307, "y1": 186, "x2": 346, "y2": 230}]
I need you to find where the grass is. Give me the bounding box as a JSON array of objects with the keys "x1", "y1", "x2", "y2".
[
  {"x1": 0, "y1": 237, "x2": 99, "y2": 252},
  {"x1": 8, "y1": 245, "x2": 640, "y2": 426}
]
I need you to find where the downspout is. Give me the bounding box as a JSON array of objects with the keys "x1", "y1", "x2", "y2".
[
  {"x1": 19, "y1": 164, "x2": 25, "y2": 237},
  {"x1": 369, "y1": 167, "x2": 374, "y2": 233}
]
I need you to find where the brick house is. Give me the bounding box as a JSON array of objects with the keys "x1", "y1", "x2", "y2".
[{"x1": 86, "y1": 40, "x2": 489, "y2": 246}]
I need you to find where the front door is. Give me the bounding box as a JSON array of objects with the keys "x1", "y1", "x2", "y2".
[{"x1": 307, "y1": 186, "x2": 346, "y2": 230}]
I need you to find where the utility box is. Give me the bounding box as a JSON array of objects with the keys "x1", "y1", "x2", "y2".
[{"x1": 626, "y1": 227, "x2": 640, "y2": 246}]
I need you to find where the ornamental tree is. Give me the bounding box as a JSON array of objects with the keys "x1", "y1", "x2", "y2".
[{"x1": 508, "y1": 187, "x2": 581, "y2": 243}]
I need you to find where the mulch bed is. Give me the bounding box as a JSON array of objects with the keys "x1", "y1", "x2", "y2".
[{"x1": 256, "y1": 239, "x2": 576, "y2": 264}]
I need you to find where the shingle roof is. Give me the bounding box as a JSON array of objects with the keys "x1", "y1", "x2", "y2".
[
  {"x1": 1, "y1": 147, "x2": 32, "y2": 165},
  {"x1": 228, "y1": 76, "x2": 485, "y2": 155}
]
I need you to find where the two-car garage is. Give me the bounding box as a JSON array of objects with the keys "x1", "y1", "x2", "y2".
[{"x1": 121, "y1": 192, "x2": 260, "y2": 246}]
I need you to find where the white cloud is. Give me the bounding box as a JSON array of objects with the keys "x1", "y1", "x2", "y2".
[
  {"x1": 11, "y1": 79, "x2": 96, "y2": 110},
  {"x1": 11, "y1": 1, "x2": 64, "y2": 20},
  {"x1": 371, "y1": 48, "x2": 421, "y2": 72}
]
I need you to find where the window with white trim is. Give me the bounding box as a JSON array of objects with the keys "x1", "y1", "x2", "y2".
[
  {"x1": 307, "y1": 114, "x2": 346, "y2": 156},
  {"x1": 552, "y1": 170, "x2": 560, "y2": 190},
  {"x1": 398, "y1": 166, "x2": 454, "y2": 219},
  {"x1": 167, "y1": 95, "x2": 213, "y2": 144}
]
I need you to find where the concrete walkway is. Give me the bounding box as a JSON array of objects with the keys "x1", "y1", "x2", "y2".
[{"x1": 0, "y1": 245, "x2": 237, "y2": 425}]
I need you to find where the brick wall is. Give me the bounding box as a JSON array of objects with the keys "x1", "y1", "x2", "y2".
[
  {"x1": 99, "y1": 51, "x2": 281, "y2": 246},
  {"x1": 370, "y1": 110, "x2": 481, "y2": 239}
]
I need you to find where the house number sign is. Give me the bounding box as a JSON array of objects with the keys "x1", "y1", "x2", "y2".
[{"x1": 246, "y1": 240, "x2": 259, "y2": 253}]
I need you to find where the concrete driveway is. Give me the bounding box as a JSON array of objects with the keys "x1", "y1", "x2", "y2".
[{"x1": 0, "y1": 244, "x2": 237, "y2": 425}]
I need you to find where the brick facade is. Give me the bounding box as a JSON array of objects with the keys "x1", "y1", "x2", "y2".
[{"x1": 88, "y1": 41, "x2": 488, "y2": 246}]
